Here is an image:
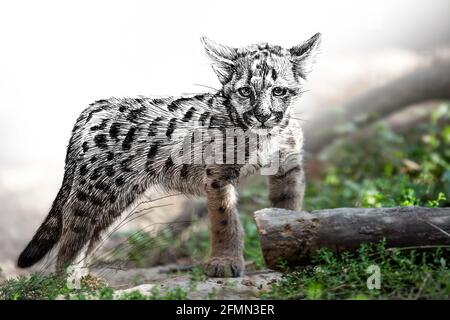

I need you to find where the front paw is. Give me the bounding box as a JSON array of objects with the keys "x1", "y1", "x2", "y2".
[{"x1": 204, "y1": 256, "x2": 244, "y2": 277}]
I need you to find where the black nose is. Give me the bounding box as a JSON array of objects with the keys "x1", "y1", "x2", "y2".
[{"x1": 254, "y1": 112, "x2": 271, "y2": 124}]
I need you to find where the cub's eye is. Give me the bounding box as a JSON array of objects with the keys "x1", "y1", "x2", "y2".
[
  {"x1": 237, "y1": 87, "x2": 252, "y2": 98},
  {"x1": 272, "y1": 87, "x2": 287, "y2": 97}
]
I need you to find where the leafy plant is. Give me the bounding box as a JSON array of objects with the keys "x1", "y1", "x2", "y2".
[
  {"x1": 263, "y1": 242, "x2": 450, "y2": 300},
  {"x1": 0, "y1": 273, "x2": 111, "y2": 300}
]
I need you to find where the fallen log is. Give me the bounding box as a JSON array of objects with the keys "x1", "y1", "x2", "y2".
[{"x1": 254, "y1": 207, "x2": 450, "y2": 269}]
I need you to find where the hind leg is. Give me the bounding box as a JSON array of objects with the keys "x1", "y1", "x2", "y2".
[
  {"x1": 65, "y1": 244, "x2": 91, "y2": 288},
  {"x1": 56, "y1": 217, "x2": 94, "y2": 287},
  {"x1": 58, "y1": 215, "x2": 121, "y2": 288},
  {"x1": 85, "y1": 211, "x2": 123, "y2": 264}
]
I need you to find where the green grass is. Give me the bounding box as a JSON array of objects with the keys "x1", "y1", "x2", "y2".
[
  {"x1": 263, "y1": 242, "x2": 450, "y2": 300},
  {"x1": 119, "y1": 286, "x2": 188, "y2": 300},
  {"x1": 0, "y1": 273, "x2": 111, "y2": 300},
  {"x1": 305, "y1": 104, "x2": 450, "y2": 210},
  {"x1": 0, "y1": 273, "x2": 191, "y2": 300}
]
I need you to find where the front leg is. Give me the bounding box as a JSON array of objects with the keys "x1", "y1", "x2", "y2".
[
  {"x1": 203, "y1": 165, "x2": 244, "y2": 277},
  {"x1": 268, "y1": 154, "x2": 305, "y2": 211}
]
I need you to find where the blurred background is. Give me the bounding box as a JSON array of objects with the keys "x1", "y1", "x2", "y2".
[{"x1": 0, "y1": 0, "x2": 449, "y2": 280}]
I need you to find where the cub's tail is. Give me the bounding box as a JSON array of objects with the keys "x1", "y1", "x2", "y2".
[
  {"x1": 19, "y1": 114, "x2": 84, "y2": 268},
  {"x1": 17, "y1": 161, "x2": 75, "y2": 268},
  {"x1": 17, "y1": 207, "x2": 62, "y2": 268}
]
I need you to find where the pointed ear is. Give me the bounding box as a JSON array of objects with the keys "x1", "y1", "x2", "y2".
[
  {"x1": 289, "y1": 33, "x2": 322, "y2": 80},
  {"x1": 200, "y1": 37, "x2": 237, "y2": 84}
]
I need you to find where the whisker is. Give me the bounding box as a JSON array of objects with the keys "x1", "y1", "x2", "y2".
[
  {"x1": 193, "y1": 83, "x2": 219, "y2": 92},
  {"x1": 290, "y1": 117, "x2": 306, "y2": 122},
  {"x1": 299, "y1": 89, "x2": 311, "y2": 95},
  {"x1": 87, "y1": 220, "x2": 193, "y2": 270},
  {"x1": 81, "y1": 193, "x2": 182, "y2": 261},
  {"x1": 88, "y1": 204, "x2": 172, "y2": 260}
]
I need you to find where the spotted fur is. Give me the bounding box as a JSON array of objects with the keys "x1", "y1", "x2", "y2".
[{"x1": 18, "y1": 33, "x2": 321, "y2": 278}]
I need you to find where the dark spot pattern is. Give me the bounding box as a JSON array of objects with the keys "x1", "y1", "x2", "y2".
[
  {"x1": 223, "y1": 98, "x2": 247, "y2": 129},
  {"x1": 120, "y1": 156, "x2": 134, "y2": 173},
  {"x1": 90, "y1": 119, "x2": 109, "y2": 131},
  {"x1": 271, "y1": 68, "x2": 278, "y2": 81},
  {"x1": 180, "y1": 164, "x2": 189, "y2": 178},
  {"x1": 94, "y1": 181, "x2": 109, "y2": 192},
  {"x1": 89, "y1": 167, "x2": 102, "y2": 181},
  {"x1": 151, "y1": 98, "x2": 166, "y2": 105},
  {"x1": 273, "y1": 111, "x2": 284, "y2": 123},
  {"x1": 167, "y1": 97, "x2": 190, "y2": 112},
  {"x1": 198, "y1": 111, "x2": 210, "y2": 125},
  {"x1": 165, "y1": 157, "x2": 174, "y2": 168},
  {"x1": 90, "y1": 196, "x2": 102, "y2": 207},
  {"x1": 277, "y1": 165, "x2": 302, "y2": 179},
  {"x1": 82, "y1": 142, "x2": 89, "y2": 153},
  {"x1": 182, "y1": 107, "x2": 196, "y2": 122},
  {"x1": 105, "y1": 165, "x2": 115, "y2": 177},
  {"x1": 76, "y1": 191, "x2": 88, "y2": 201},
  {"x1": 122, "y1": 127, "x2": 137, "y2": 151},
  {"x1": 115, "y1": 177, "x2": 124, "y2": 187},
  {"x1": 127, "y1": 106, "x2": 146, "y2": 123},
  {"x1": 244, "y1": 136, "x2": 250, "y2": 160},
  {"x1": 72, "y1": 124, "x2": 79, "y2": 133},
  {"x1": 109, "y1": 123, "x2": 121, "y2": 141},
  {"x1": 147, "y1": 141, "x2": 160, "y2": 159},
  {"x1": 208, "y1": 116, "x2": 217, "y2": 129},
  {"x1": 148, "y1": 117, "x2": 163, "y2": 136},
  {"x1": 211, "y1": 180, "x2": 221, "y2": 189},
  {"x1": 94, "y1": 134, "x2": 108, "y2": 149},
  {"x1": 86, "y1": 107, "x2": 104, "y2": 123},
  {"x1": 74, "y1": 209, "x2": 86, "y2": 217},
  {"x1": 193, "y1": 94, "x2": 205, "y2": 102},
  {"x1": 107, "y1": 152, "x2": 114, "y2": 161},
  {"x1": 72, "y1": 223, "x2": 85, "y2": 234},
  {"x1": 79, "y1": 164, "x2": 88, "y2": 176},
  {"x1": 222, "y1": 166, "x2": 240, "y2": 181},
  {"x1": 166, "y1": 118, "x2": 177, "y2": 139}
]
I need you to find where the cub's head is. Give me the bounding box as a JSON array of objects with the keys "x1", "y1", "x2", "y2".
[{"x1": 201, "y1": 33, "x2": 321, "y2": 129}]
